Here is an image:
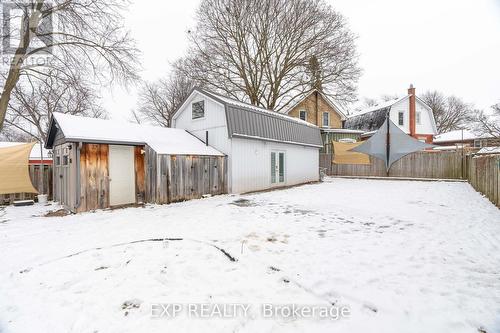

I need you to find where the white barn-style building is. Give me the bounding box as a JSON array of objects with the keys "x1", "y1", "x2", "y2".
[{"x1": 172, "y1": 88, "x2": 323, "y2": 193}]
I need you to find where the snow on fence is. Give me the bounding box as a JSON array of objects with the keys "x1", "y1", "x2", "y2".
[
  {"x1": 467, "y1": 154, "x2": 500, "y2": 207},
  {"x1": 0, "y1": 164, "x2": 52, "y2": 204},
  {"x1": 323, "y1": 151, "x2": 465, "y2": 179}
]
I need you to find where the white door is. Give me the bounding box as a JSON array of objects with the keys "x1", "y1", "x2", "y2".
[
  {"x1": 109, "y1": 145, "x2": 136, "y2": 206},
  {"x1": 271, "y1": 151, "x2": 285, "y2": 185}
]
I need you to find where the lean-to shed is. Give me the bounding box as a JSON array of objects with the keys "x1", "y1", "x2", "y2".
[{"x1": 45, "y1": 113, "x2": 226, "y2": 212}]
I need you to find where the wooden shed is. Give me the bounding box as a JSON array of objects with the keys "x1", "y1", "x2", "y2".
[{"x1": 45, "y1": 113, "x2": 226, "y2": 213}]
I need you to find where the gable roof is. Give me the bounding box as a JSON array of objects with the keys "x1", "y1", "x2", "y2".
[
  {"x1": 174, "y1": 88, "x2": 323, "y2": 148},
  {"x1": 282, "y1": 89, "x2": 347, "y2": 119},
  {"x1": 45, "y1": 113, "x2": 224, "y2": 156}
]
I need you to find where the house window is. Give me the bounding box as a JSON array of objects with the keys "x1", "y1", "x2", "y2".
[
  {"x1": 271, "y1": 152, "x2": 285, "y2": 184},
  {"x1": 299, "y1": 110, "x2": 307, "y2": 121},
  {"x1": 322, "y1": 112, "x2": 329, "y2": 127},
  {"x1": 192, "y1": 100, "x2": 205, "y2": 119},
  {"x1": 398, "y1": 112, "x2": 404, "y2": 126},
  {"x1": 416, "y1": 112, "x2": 421, "y2": 125},
  {"x1": 62, "y1": 155, "x2": 69, "y2": 166},
  {"x1": 55, "y1": 150, "x2": 61, "y2": 166}
]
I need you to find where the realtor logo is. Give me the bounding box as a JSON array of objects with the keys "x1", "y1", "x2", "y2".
[{"x1": 1, "y1": 1, "x2": 53, "y2": 56}]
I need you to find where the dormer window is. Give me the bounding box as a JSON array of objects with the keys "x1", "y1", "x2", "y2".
[{"x1": 192, "y1": 100, "x2": 205, "y2": 119}]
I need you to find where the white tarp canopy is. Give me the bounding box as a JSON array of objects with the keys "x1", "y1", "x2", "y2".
[{"x1": 351, "y1": 118, "x2": 435, "y2": 171}]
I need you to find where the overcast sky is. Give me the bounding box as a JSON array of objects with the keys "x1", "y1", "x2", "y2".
[{"x1": 103, "y1": 0, "x2": 500, "y2": 120}]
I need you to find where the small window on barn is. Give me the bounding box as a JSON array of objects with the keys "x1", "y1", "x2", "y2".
[
  {"x1": 416, "y1": 111, "x2": 421, "y2": 125},
  {"x1": 62, "y1": 155, "x2": 69, "y2": 165},
  {"x1": 299, "y1": 110, "x2": 307, "y2": 121},
  {"x1": 192, "y1": 100, "x2": 205, "y2": 119},
  {"x1": 322, "y1": 112, "x2": 329, "y2": 127},
  {"x1": 55, "y1": 150, "x2": 61, "y2": 165},
  {"x1": 398, "y1": 112, "x2": 404, "y2": 126}
]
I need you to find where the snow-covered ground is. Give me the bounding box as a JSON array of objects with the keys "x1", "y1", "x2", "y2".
[{"x1": 1, "y1": 178, "x2": 499, "y2": 333}]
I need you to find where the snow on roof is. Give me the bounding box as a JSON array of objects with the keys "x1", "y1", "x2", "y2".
[
  {"x1": 477, "y1": 146, "x2": 500, "y2": 154},
  {"x1": 51, "y1": 113, "x2": 224, "y2": 156},
  {"x1": 0, "y1": 142, "x2": 52, "y2": 160},
  {"x1": 202, "y1": 90, "x2": 319, "y2": 129},
  {"x1": 432, "y1": 144, "x2": 466, "y2": 151},
  {"x1": 348, "y1": 96, "x2": 408, "y2": 118},
  {"x1": 433, "y1": 129, "x2": 479, "y2": 143},
  {"x1": 320, "y1": 128, "x2": 365, "y2": 134}
]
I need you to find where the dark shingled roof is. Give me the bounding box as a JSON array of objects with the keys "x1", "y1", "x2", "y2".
[{"x1": 344, "y1": 107, "x2": 390, "y2": 132}]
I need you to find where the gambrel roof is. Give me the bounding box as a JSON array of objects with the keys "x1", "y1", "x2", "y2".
[{"x1": 173, "y1": 88, "x2": 323, "y2": 148}]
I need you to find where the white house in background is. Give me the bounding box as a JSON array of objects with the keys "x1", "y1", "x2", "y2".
[
  {"x1": 345, "y1": 85, "x2": 437, "y2": 143},
  {"x1": 172, "y1": 88, "x2": 323, "y2": 193}
]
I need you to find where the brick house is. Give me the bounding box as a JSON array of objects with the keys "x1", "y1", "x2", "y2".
[{"x1": 284, "y1": 89, "x2": 346, "y2": 128}]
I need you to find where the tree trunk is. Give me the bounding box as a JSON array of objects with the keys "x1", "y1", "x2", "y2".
[{"x1": 0, "y1": 69, "x2": 22, "y2": 130}]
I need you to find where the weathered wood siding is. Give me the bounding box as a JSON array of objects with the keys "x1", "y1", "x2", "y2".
[
  {"x1": 327, "y1": 151, "x2": 464, "y2": 179},
  {"x1": 145, "y1": 146, "x2": 227, "y2": 204},
  {"x1": 78, "y1": 143, "x2": 109, "y2": 212},
  {"x1": 135, "y1": 146, "x2": 145, "y2": 203},
  {"x1": 467, "y1": 154, "x2": 500, "y2": 207},
  {"x1": 0, "y1": 164, "x2": 53, "y2": 204}
]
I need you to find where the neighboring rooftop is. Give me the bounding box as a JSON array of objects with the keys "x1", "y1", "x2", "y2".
[
  {"x1": 348, "y1": 96, "x2": 408, "y2": 118},
  {"x1": 433, "y1": 129, "x2": 481, "y2": 143},
  {"x1": 282, "y1": 89, "x2": 348, "y2": 119},
  {"x1": 0, "y1": 142, "x2": 52, "y2": 160},
  {"x1": 45, "y1": 113, "x2": 224, "y2": 156},
  {"x1": 477, "y1": 146, "x2": 500, "y2": 154}
]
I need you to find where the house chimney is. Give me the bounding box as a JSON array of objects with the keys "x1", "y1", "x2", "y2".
[{"x1": 408, "y1": 84, "x2": 416, "y2": 137}]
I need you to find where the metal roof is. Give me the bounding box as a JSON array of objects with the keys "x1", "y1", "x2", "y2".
[{"x1": 194, "y1": 88, "x2": 323, "y2": 148}]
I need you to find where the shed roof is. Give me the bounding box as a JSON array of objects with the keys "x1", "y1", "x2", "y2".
[
  {"x1": 177, "y1": 88, "x2": 323, "y2": 148},
  {"x1": 45, "y1": 113, "x2": 224, "y2": 156}
]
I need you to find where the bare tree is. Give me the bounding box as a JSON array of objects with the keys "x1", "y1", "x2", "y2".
[
  {"x1": 4, "y1": 70, "x2": 106, "y2": 142},
  {"x1": 380, "y1": 94, "x2": 399, "y2": 102},
  {"x1": 136, "y1": 70, "x2": 196, "y2": 127},
  {"x1": 474, "y1": 103, "x2": 500, "y2": 139},
  {"x1": 176, "y1": 0, "x2": 360, "y2": 112},
  {"x1": 0, "y1": 0, "x2": 140, "y2": 130},
  {"x1": 420, "y1": 91, "x2": 474, "y2": 133}
]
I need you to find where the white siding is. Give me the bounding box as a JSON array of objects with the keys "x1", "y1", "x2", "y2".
[
  {"x1": 173, "y1": 92, "x2": 234, "y2": 190},
  {"x1": 174, "y1": 91, "x2": 320, "y2": 194},
  {"x1": 389, "y1": 98, "x2": 436, "y2": 135},
  {"x1": 389, "y1": 99, "x2": 410, "y2": 133},
  {"x1": 415, "y1": 99, "x2": 436, "y2": 135},
  {"x1": 230, "y1": 137, "x2": 319, "y2": 193}
]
